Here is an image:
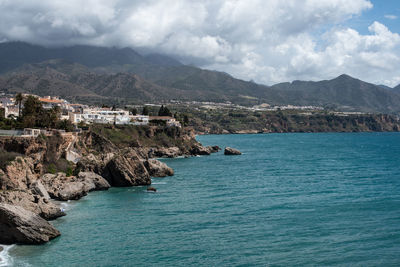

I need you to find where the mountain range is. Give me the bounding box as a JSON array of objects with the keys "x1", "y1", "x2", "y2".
[{"x1": 0, "y1": 41, "x2": 400, "y2": 113}]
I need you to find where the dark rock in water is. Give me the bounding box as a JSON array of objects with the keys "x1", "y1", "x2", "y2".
[
  {"x1": 104, "y1": 150, "x2": 151, "y2": 186},
  {"x1": 144, "y1": 159, "x2": 174, "y2": 177},
  {"x1": 190, "y1": 144, "x2": 211, "y2": 155},
  {"x1": 207, "y1": 145, "x2": 221, "y2": 153},
  {"x1": 0, "y1": 245, "x2": 3, "y2": 252},
  {"x1": 224, "y1": 147, "x2": 242, "y2": 155},
  {"x1": 147, "y1": 187, "x2": 157, "y2": 192},
  {"x1": 0, "y1": 203, "x2": 60, "y2": 245}
]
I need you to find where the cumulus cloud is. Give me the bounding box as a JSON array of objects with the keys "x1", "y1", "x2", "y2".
[{"x1": 1, "y1": 0, "x2": 399, "y2": 86}]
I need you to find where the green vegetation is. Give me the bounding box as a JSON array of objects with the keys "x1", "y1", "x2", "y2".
[
  {"x1": 90, "y1": 124, "x2": 194, "y2": 149},
  {"x1": 167, "y1": 105, "x2": 400, "y2": 133},
  {"x1": 0, "y1": 94, "x2": 75, "y2": 131},
  {"x1": 158, "y1": 105, "x2": 172, "y2": 116},
  {"x1": 43, "y1": 159, "x2": 75, "y2": 176},
  {"x1": 142, "y1": 106, "x2": 149, "y2": 115},
  {"x1": 0, "y1": 148, "x2": 23, "y2": 171}
]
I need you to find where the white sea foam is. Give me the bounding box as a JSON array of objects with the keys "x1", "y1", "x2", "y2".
[
  {"x1": 0, "y1": 245, "x2": 15, "y2": 267},
  {"x1": 151, "y1": 182, "x2": 167, "y2": 185}
]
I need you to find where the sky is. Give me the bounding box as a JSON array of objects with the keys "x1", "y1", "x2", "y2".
[{"x1": 0, "y1": 0, "x2": 399, "y2": 87}]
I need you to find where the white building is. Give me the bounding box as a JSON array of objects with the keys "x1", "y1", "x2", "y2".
[
  {"x1": 69, "y1": 108, "x2": 131, "y2": 125},
  {"x1": 130, "y1": 115, "x2": 150, "y2": 125},
  {"x1": 4, "y1": 106, "x2": 19, "y2": 118}
]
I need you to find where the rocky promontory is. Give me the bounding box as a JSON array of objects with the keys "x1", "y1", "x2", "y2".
[{"x1": 0, "y1": 125, "x2": 218, "y2": 244}]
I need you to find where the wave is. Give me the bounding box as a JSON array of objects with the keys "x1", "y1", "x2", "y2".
[{"x1": 0, "y1": 245, "x2": 15, "y2": 267}]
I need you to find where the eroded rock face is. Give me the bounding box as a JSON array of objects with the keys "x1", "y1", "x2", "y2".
[
  {"x1": 0, "y1": 156, "x2": 37, "y2": 190},
  {"x1": 150, "y1": 147, "x2": 181, "y2": 158},
  {"x1": 41, "y1": 172, "x2": 110, "y2": 201},
  {"x1": 0, "y1": 190, "x2": 65, "y2": 220},
  {"x1": 0, "y1": 203, "x2": 60, "y2": 245},
  {"x1": 104, "y1": 150, "x2": 151, "y2": 186},
  {"x1": 77, "y1": 172, "x2": 111, "y2": 191},
  {"x1": 30, "y1": 180, "x2": 51, "y2": 200},
  {"x1": 224, "y1": 147, "x2": 242, "y2": 155},
  {"x1": 190, "y1": 144, "x2": 211, "y2": 156},
  {"x1": 144, "y1": 159, "x2": 174, "y2": 177},
  {"x1": 207, "y1": 146, "x2": 221, "y2": 153}
]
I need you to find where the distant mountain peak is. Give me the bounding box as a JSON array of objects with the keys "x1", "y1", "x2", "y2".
[{"x1": 335, "y1": 74, "x2": 354, "y2": 80}]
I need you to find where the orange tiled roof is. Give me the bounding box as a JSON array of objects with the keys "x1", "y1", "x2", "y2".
[{"x1": 39, "y1": 98, "x2": 64, "y2": 104}]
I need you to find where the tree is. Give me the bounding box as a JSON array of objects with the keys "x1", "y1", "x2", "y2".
[
  {"x1": 131, "y1": 108, "x2": 138, "y2": 115},
  {"x1": 56, "y1": 119, "x2": 74, "y2": 132},
  {"x1": 158, "y1": 105, "x2": 172, "y2": 116},
  {"x1": 49, "y1": 106, "x2": 61, "y2": 128},
  {"x1": 158, "y1": 105, "x2": 165, "y2": 116},
  {"x1": 142, "y1": 106, "x2": 149, "y2": 115},
  {"x1": 183, "y1": 114, "x2": 189, "y2": 126},
  {"x1": 15, "y1": 93, "x2": 24, "y2": 118},
  {"x1": 21, "y1": 95, "x2": 43, "y2": 128}
]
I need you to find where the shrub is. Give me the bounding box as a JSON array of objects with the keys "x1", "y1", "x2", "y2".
[
  {"x1": 0, "y1": 149, "x2": 23, "y2": 171},
  {"x1": 47, "y1": 164, "x2": 57, "y2": 174}
]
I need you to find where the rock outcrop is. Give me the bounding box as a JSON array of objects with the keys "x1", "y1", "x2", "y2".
[
  {"x1": 0, "y1": 156, "x2": 37, "y2": 190},
  {"x1": 0, "y1": 203, "x2": 60, "y2": 245},
  {"x1": 224, "y1": 147, "x2": 242, "y2": 155},
  {"x1": 190, "y1": 144, "x2": 211, "y2": 155},
  {"x1": 41, "y1": 172, "x2": 110, "y2": 201},
  {"x1": 0, "y1": 125, "x2": 219, "y2": 245},
  {"x1": 144, "y1": 159, "x2": 174, "y2": 177},
  {"x1": 207, "y1": 145, "x2": 221, "y2": 153},
  {"x1": 0, "y1": 190, "x2": 65, "y2": 220},
  {"x1": 150, "y1": 147, "x2": 181, "y2": 158},
  {"x1": 103, "y1": 150, "x2": 151, "y2": 186}
]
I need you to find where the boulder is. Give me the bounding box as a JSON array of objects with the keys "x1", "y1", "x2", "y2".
[
  {"x1": 224, "y1": 147, "x2": 242, "y2": 155},
  {"x1": 0, "y1": 203, "x2": 60, "y2": 245},
  {"x1": 41, "y1": 173, "x2": 86, "y2": 201},
  {"x1": 190, "y1": 144, "x2": 211, "y2": 156},
  {"x1": 0, "y1": 190, "x2": 65, "y2": 220},
  {"x1": 151, "y1": 147, "x2": 181, "y2": 158},
  {"x1": 207, "y1": 145, "x2": 221, "y2": 153},
  {"x1": 104, "y1": 150, "x2": 151, "y2": 186},
  {"x1": 147, "y1": 187, "x2": 157, "y2": 192},
  {"x1": 30, "y1": 180, "x2": 51, "y2": 200},
  {"x1": 77, "y1": 172, "x2": 111, "y2": 191},
  {"x1": 144, "y1": 159, "x2": 174, "y2": 177},
  {"x1": 41, "y1": 172, "x2": 110, "y2": 201}
]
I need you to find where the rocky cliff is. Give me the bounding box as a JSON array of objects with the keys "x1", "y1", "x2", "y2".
[{"x1": 0, "y1": 125, "x2": 217, "y2": 244}]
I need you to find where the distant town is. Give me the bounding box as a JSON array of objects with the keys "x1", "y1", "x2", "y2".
[{"x1": 0, "y1": 93, "x2": 181, "y2": 137}]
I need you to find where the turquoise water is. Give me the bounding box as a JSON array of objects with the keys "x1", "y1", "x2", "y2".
[{"x1": 5, "y1": 133, "x2": 400, "y2": 266}]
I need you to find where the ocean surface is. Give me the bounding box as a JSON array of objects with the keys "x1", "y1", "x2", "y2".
[{"x1": 2, "y1": 133, "x2": 400, "y2": 266}]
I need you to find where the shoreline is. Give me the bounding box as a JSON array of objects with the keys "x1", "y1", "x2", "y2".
[
  {"x1": 0, "y1": 125, "x2": 220, "y2": 246},
  {"x1": 195, "y1": 130, "x2": 400, "y2": 135}
]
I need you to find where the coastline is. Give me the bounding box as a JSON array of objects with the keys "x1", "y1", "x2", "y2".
[{"x1": 0, "y1": 125, "x2": 220, "y2": 246}]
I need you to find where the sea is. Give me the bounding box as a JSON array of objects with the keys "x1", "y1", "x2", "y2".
[{"x1": 2, "y1": 133, "x2": 400, "y2": 266}]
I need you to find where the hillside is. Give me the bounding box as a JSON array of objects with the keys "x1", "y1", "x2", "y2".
[
  {"x1": 270, "y1": 75, "x2": 400, "y2": 112},
  {"x1": 1, "y1": 42, "x2": 400, "y2": 113}
]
